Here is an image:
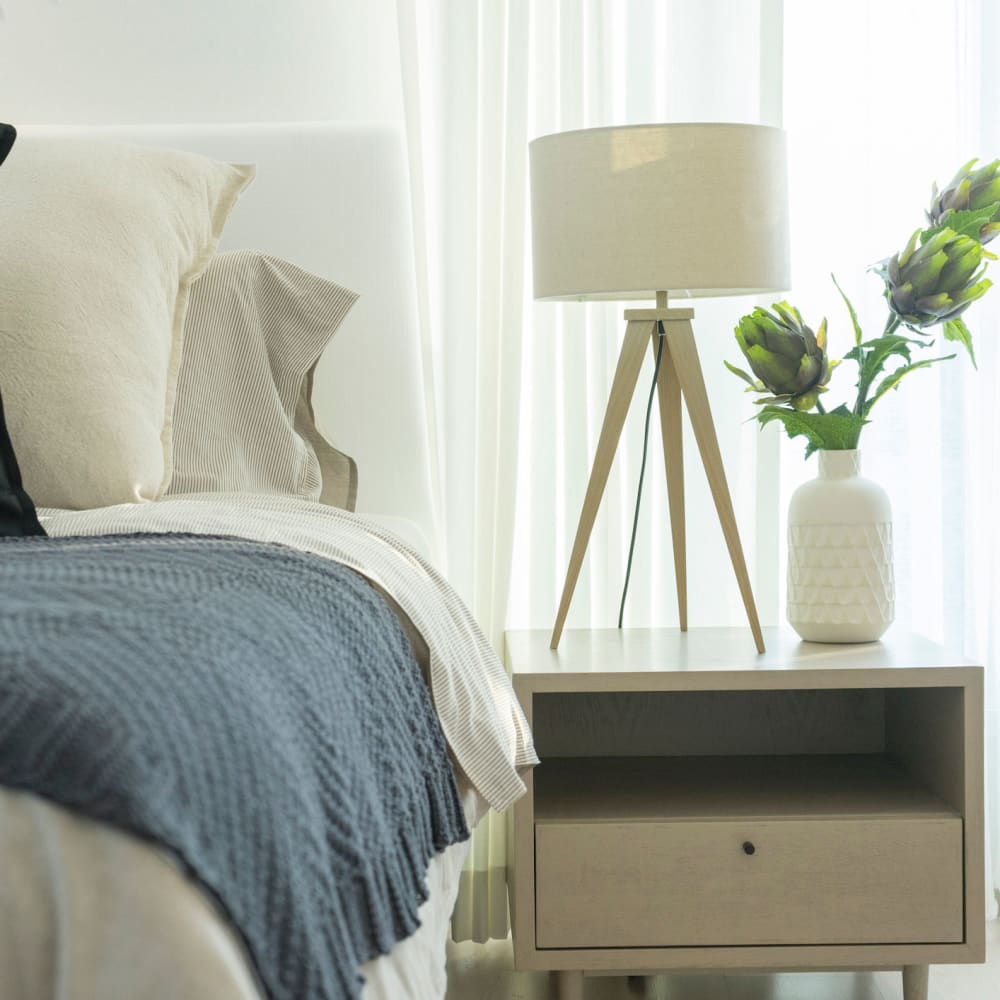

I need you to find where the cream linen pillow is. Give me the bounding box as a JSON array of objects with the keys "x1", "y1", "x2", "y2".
[
  {"x1": 0, "y1": 135, "x2": 254, "y2": 509},
  {"x1": 168, "y1": 251, "x2": 359, "y2": 509}
]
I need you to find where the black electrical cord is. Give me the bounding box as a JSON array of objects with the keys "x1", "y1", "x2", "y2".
[{"x1": 618, "y1": 321, "x2": 665, "y2": 628}]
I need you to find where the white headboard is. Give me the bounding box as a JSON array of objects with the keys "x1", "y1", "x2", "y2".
[{"x1": 24, "y1": 121, "x2": 440, "y2": 561}]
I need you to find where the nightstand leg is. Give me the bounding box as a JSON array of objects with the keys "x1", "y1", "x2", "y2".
[
  {"x1": 555, "y1": 969, "x2": 584, "y2": 1000},
  {"x1": 902, "y1": 964, "x2": 929, "y2": 1000}
]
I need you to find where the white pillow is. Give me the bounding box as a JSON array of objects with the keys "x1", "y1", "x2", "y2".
[
  {"x1": 0, "y1": 135, "x2": 254, "y2": 509},
  {"x1": 168, "y1": 251, "x2": 359, "y2": 507}
]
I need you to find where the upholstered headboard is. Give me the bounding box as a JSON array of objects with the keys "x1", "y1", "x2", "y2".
[{"x1": 24, "y1": 121, "x2": 440, "y2": 561}]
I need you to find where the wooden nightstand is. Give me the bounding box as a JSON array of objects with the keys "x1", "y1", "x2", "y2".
[{"x1": 504, "y1": 627, "x2": 985, "y2": 1000}]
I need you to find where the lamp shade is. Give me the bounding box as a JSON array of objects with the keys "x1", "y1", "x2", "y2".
[{"x1": 529, "y1": 122, "x2": 790, "y2": 301}]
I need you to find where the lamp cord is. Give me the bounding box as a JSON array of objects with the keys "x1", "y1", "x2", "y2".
[{"x1": 618, "y1": 322, "x2": 665, "y2": 628}]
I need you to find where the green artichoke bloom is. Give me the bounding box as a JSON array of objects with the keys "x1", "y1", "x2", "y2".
[
  {"x1": 928, "y1": 158, "x2": 1000, "y2": 244},
  {"x1": 726, "y1": 302, "x2": 833, "y2": 411},
  {"x1": 876, "y1": 227, "x2": 992, "y2": 329}
]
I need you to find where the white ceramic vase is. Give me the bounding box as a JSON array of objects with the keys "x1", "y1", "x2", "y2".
[{"x1": 786, "y1": 449, "x2": 894, "y2": 643}]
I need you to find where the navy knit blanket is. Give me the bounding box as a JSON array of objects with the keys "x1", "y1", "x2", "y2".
[{"x1": 0, "y1": 533, "x2": 469, "y2": 999}]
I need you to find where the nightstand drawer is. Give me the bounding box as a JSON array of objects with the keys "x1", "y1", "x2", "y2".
[{"x1": 535, "y1": 817, "x2": 964, "y2": 948}]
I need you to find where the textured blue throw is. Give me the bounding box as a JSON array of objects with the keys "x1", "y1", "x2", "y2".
[{"x1": 0, "y1": 533, "x2": 468, "y2": 999}]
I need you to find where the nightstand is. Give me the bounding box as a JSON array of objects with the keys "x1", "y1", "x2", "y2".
[{"x1": 504, "y1": 627, "x2": 985, "y2": 1000}]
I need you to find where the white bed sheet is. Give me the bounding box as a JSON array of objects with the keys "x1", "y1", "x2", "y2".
[
  {"x1": 0, "y1": 784, "x2": 484, "y2": 1000},
  {"x1": 0, "y1": 787, "x2": 484, "y2": 1000},
  {"x1": 0, "y1": 499, "x2": 532, "y2": 998}
]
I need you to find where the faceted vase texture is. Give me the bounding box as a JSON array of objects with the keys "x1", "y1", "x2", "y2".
[{"x1": 786, "y1": 450, "x2": 894, "y2": 643}]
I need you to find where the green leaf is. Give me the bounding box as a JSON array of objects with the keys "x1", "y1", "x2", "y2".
[
  {"x1": 756, "y1": 406, "x2": 867, "y2": 459},
  {"x1": 866, "y1": 355, "x2": 957, "y2": 413},
  {"x1": 825, "y1": 403, "x2": 856, "y2": 418},
  {"x1": 831, "y1": 274, "x2": 864, "y2": 346},
  {"x1": 925, "y1": 203, "x2": 1000, "y2": 242},
  {"x1": 752, "y1": 394, "x2": 796, "y2": 406},
  {"x1": 942, "y1": 317, "x2": 978, "y2": 368},
  {"x1": 852, "y1": 334, "x2": 917, "y2": 385},
  {"x1": 724, "y1": 359, "x2": 761, "y2": 388}
]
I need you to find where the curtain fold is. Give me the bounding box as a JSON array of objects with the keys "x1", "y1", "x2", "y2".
[
  {"x1": 397, "y1": 0, "x2": 784, "y2": 941},
  {"x1": 396, "y1": 0, "x2": 533, "y2": 942},
  {"x1": 396, "y1": 0, "x2": 999, "y2": 939}
]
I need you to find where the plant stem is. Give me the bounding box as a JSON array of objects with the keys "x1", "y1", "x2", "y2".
[
  {"x1": 882, "y1": 314, "x2": 903, "y2": 337},
  {"x1": 854, "y1": 380, "x2": 868, "y2": 417},
  {"x1": 815, "y1": 398, "x2": 826, "y2": 415},
  {"x1": 854, "y1": 313, "x2": 904, "y2": 415}
]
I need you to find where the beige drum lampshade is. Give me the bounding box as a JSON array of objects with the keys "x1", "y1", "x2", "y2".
[{"x1": 529, "y1": 122, "x2": 790, "y2": 300}]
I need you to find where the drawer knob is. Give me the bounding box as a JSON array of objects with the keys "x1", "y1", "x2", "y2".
[{"x1": 742, "y1": 841, "x2": 756, "y2": 856}]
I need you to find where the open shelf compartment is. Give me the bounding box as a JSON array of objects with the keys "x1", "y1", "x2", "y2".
[{"x1": 534, "y1": 753, "x2": 960, "y2": 823}]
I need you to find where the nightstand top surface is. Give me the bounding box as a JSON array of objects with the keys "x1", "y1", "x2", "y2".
[{"x1": 504, "y1": 627, "x2": 980, "y2": 690}]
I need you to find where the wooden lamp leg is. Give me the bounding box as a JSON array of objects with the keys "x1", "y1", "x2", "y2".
[
  {"x1": 666, "y1": 318, "x2": 765, "y2": 654},
  {"x1": 551, "y1": 321, "x2": 652, "y2": 648},
  {"x1": 550, "y1": 305, "x2": 764, "y2": 654},
  {"x1": 652, "y1": 329, "x2": 687, "y2": 631},
  {"x1": 902, "y1": 965, "x2": 929, "y2": 1000}
]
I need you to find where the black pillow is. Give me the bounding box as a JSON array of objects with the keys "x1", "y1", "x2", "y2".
[
  {"x1": 0, "y1": 123, "x2": 46, "y2": 537},
  {"x1": 0, "y1": 388, "x2": 45, "y2": 537},
  {"x1": 0, "y1": 123, "x2": 14, "y2": 168}
]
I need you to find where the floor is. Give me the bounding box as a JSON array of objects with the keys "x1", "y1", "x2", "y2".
[{"x1": 445, "y1": 921, "x2": 1000, "y2": 1000}]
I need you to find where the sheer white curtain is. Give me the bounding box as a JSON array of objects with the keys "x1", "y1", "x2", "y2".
[
  {"x1": 781, "y1": 0, "x2": 1000, "y2": 917},
  {"x1": 395, "y1": 0, "x2": 532, "y2": 942},
  {"x1": 396, "y1": 0, "x2": 783, "y2": 941},
  {"x1": 397, "y1": 0, "x2": 999, "y2": 939}
]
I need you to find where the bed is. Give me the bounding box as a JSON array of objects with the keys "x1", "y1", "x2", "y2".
[{"x1": 0, "y1": 122, "x2": 536, "y2": 999}]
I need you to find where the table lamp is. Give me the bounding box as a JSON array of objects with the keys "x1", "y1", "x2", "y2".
[{"x1": 529, "y1": 122, "x2": 790, "y2": 652}]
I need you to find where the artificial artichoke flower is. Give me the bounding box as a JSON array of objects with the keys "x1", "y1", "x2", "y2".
[
  {"x1": 928, "y1": 158, "x2": 1000, "y2": 244},
  {"x1": 875, "y1": 226, "x2": 992, "y2": 329},
  {"x1": 726, "y1": 302, "x2": 833, "y2": 411}
]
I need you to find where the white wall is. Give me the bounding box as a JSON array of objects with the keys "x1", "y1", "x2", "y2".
[{"x1": 0, "y1": 0, "x2": 403, "y2": 124}]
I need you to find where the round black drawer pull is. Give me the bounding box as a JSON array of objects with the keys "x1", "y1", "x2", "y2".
[{"x1": 742, "y1": 841, "x2": 756, "y2": 856}]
